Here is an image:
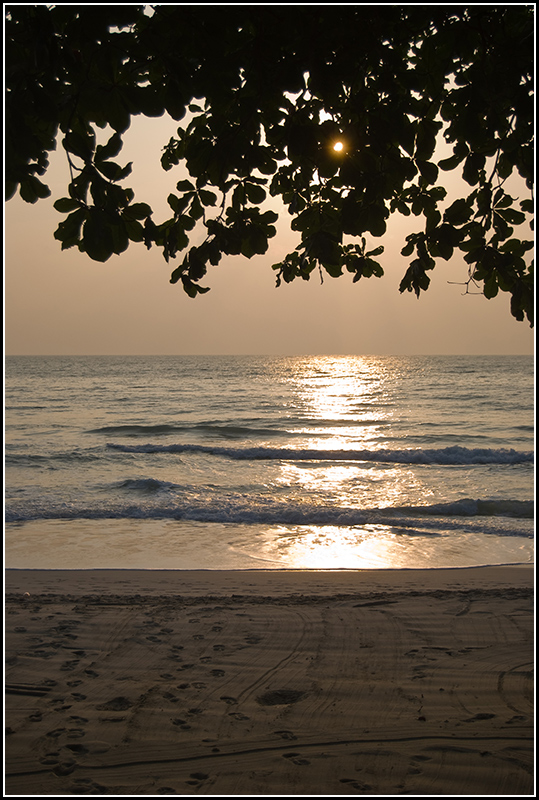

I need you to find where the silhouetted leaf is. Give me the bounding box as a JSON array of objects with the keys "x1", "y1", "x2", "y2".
[
  {"x1": 20, "y1": 177, "x2": 51, "y2": 203},
  {"x1": 54, "y1": 197, "x2": 81, "y2": 213},
  {"x1": 82, "y1": 210, "x2": 115, "y2": 262},
  {"x1": 444, "y1": 199, "x2": 473, "y2": 226}
]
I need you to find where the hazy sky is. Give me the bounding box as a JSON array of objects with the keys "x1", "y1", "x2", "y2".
[{"x1": 4, "y1": 115, "x2": 534, "y2": 356}]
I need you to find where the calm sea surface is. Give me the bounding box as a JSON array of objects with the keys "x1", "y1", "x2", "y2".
[{"x1": 4, "y1": 355, "x2": 534, "y2": 570}]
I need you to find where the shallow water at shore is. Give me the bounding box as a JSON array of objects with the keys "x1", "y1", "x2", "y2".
[{"x1": 5, "y1": 516, "x2": 533, "y2": 571}]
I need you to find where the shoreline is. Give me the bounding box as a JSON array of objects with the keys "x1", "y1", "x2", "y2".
[
  {"x1": 5, "y1": 563, "x2": 534, "y2": 596},
  {"x1": 5, "y1": 565, "x2": 534, "y2": 795}
]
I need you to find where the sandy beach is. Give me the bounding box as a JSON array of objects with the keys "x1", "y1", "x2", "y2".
[{"x1": 5, "y1": 566, "x2": 534, "y2": 796}]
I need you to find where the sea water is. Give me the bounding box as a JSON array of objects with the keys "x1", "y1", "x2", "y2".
[{"x1": 4, "y1": 355, "x2": 534, "y2": 570}]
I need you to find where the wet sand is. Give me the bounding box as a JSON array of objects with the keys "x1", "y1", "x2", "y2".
[{"x1": 5, "y1": 566, "x2": 534, "y2": 795}]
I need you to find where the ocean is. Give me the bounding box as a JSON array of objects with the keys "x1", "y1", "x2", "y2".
[{"x1": 4, "y1": 354, "x2": 534, "y2": 570}]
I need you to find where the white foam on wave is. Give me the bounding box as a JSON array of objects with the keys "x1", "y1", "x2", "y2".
[
  {"x1": 106, "y1": 442, "x2": 534, "y2": 465},
  {"x1": 5, "y1": 497, "x2": 534, "y2": 536}
]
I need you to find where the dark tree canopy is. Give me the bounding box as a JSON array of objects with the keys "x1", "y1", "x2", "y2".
[{"x1": 5, "y1": 4, "x2": 534, "y2": 324}]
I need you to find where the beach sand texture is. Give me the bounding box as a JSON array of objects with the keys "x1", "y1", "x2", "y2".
[{"x1": 5, "y1": 567, "x2": 534, "y2": 796}]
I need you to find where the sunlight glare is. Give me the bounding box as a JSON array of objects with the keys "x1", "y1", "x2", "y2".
[
  {"x1": 295, "y1": 356, "x2": 389, "y2": 436},
  {"x1": 268, "y1": 524, "x2": 415, "y2": 569},
  {"x1": 267, "y1": 355, "x2": 432, "y2": 569}
]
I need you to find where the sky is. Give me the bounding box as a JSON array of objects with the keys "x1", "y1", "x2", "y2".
[{"x1": 4, "y1": 114, "x2": 534, "y2": 356}]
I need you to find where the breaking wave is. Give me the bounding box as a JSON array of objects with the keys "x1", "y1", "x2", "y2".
[
  {"x1": 5, "y1": 496, "x2": 533, "y2": 531},
  {"x1": 106, "y1": 442, "x2": 533, "y2": 466}
]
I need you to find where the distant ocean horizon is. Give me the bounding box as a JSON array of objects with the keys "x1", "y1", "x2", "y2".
[{"x1": 5, "y1": 354, "x2": 534, "y2": 570}]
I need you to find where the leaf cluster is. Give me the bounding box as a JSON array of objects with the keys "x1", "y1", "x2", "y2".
[{"x1": 5, "y1": 5, "x2": 534, "y2": 324}]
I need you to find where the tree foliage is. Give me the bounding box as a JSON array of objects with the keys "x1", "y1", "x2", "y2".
[{"x1": 5, "y1": 4, "x2": 534, "y2": 323}]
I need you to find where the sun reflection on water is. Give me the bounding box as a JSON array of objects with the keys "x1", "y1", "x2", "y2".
[
  {"x1": 267, "y1": 524, "x2": 419, "y2": 569},
  {"x1": 291, "y1": 355, "x2": 393, "y2": 449},
  {"x1": 277, "y1": 462, "x2": 429, "y2": 512},
  {"x1": 270, "y1": 356, "x2": 433, "y2": 569}
]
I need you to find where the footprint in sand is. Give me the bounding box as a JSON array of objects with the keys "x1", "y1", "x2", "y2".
[
  {"x1": 211, "y1": 669, "x2": 225, "y2": 677},
  {"x1": 53, "y1": 761, "x2": 77, "y2": 776},
  {"x1": 505, "y1": 714, "x2": 527, "y2": 724},
  {"x1": 256, "y1": 690, "x2": 307, "y2": 706},
  {"x1": 60, "y1": 660, "x2": 80, "y2": 671},
  {"x1": 186, "y1": 772, "x2": 209, "y2": 786},
  {"x1": 282, "y1": 752, "x2": 310, "y2": 766},
  {"x1": 172, "y1": 720, "x2": 192, "y2": 731},
  {"x1": 46, "y1": 727, "x2": 86, "y2": 740},
  {"x1": 64, "y1": 743, "x2": 89, "y2": 755},
  {"x1": 97, "y1": 696, "x2": 134, "y2": 711},
  {"x1": 220, "y1": 696, "x2": 237, "y2": 705},
  {"x1": 168, "y1": 654, "x2": 183, "y2": 663},
  {"x1": 68, "y1": 778, "x2": 108, "y2": 794},
  {"x1": 40, "y1": 753, "x2": 62, "y2": 765},
  {"x1": 274, "y1": 730, "x2": 297, "y2": 740},
  {"x1": 46, "y1": 728, "x2": 67, "y2": 739},
  {"x1": 66, "y1": 728, "x2": 86, "y2": 739},
  {"x1": 339, "y1": 777, "x2": 373, "y2": 790}
]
